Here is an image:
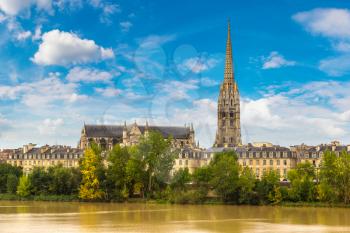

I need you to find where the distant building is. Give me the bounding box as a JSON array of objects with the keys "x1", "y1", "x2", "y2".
[
  {"x1": 0, "y1": 149, "x2": 11, "y2": 163},
  {"x1": 78, "y1": 121, "x2": 197, "y2": 150},
  {"x1": 173, "y1": 146, "x2": 209, "y2": 174},
  {"x1": 6, "y1": 143, "x2": 83, "y2": 174}
]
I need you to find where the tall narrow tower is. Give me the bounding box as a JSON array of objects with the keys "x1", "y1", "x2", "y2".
[{"x1": 214, "y1": 21, "x2": 242, "y2": 148}]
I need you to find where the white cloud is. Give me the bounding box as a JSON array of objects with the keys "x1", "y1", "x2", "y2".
[
  {"x1": 95, "y1": 87, "x2": 122, "y2": 97},
  {"x1": 293, "y1": 8, "x2": 350, "y2": 76},
  {"x1": 200, "y1": 77, "x2": 219, "y2": 87},
  {"x1": 293, "y1": 8, "x2": 350, "y2": 39},
  {"x1": 0, "y1": 74, "x2": 87, "y2": 107},
  {"x1": 157, "y1": 79, "x2": 199, "y2": 100},
  {"x1": 32, "y1": 25, "x2": 42, "y2": 41},
  {"x1": 120, "y1": 21, "x2": 132, "y2": 32},
  {"x1": 0, "y1": 0, "x2": 51, "y2": 15},
  {"x1": 66, "y1": 67, "x2": 114, "y2": 83},
  {"x1": 32, "y1": 29, "x2": 114, "y2": 66},
  {"x1": 16, "y1": 30, "x2": 31, "y2": 41},
  {"x1": 319, "y1": 55, "x2": 350, "y2": 76},
  {"x1": 38, "y1": 118, "x2": 64, "y2": 135},
  {"x1": 138, "y1": 34, "x2": 176, "y2": 49},
  {"x1": 179, "y1": 57, "x2": 219, "y2": 73},
  {"x1": 262, "y1": 51, "x2": 296, "y2": 69}
]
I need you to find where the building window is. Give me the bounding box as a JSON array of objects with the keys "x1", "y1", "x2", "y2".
[
  {"x1": 283, "y1": 168, "x2": 287, "y2": 176},
  {"x1": 179, "y1": 160, "x2": 182, "y2": 165},
  {"x1": 277, "y1": 160, "x2": 280, "y2": 166},
  {"x1": 263, "y1": 160, "x2": 266, "y2": 165},
  {"x1": 270, "y1": 160, "x2": 273, "y2": 166},
  {"x1": 230, "y1": 120, "x2": 233, "y2": 126},
  {"x1": 243, "y1": 160, "x2": 246, "y2": 166},
  {"x1": 283, "y1": 160, "x2": 287, "y2": 166},
  {"x1": 256, "y1": 168, "x2": 260, "y2": 177},
  {"x1": 185, "y1": 160, "x2": 188, "y2": 166},
  {"x1": 249, "y1": 160, "x2": 253, "y2": 165},
  {"x1": 256, "y1": 160, "x2": 259, "y2": 165}
]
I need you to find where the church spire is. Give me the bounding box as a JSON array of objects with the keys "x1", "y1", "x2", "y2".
[{"x1": 224, "y1": 19, "x2": 234, "y2": 83}]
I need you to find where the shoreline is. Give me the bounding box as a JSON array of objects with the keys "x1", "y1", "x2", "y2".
[{"x1": 1, "y1": 194, "x2": 349, "y2": 209}]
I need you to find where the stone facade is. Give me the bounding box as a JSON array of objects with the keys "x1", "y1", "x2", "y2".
[
  {"x1": 79, "y1": 121, "x2": 196, "y2": 151},
  {"x1": 214, "y1": 21, "x2": 242, "y2": 147},
  {"x1": 6, "y1": 143, "x2": 83, "y2": 174},
  {"x1": 173, "y1": 146, "x2": 209, "y2": 174}
]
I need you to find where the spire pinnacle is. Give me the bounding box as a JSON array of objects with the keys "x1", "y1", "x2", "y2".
[{"x1": 224, "y1": 19, "x2": 234, "y2": 83}]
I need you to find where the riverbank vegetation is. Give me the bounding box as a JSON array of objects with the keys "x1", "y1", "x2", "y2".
[{"x1": 1, "y1": 131, "x2": 350, "y2": 206}]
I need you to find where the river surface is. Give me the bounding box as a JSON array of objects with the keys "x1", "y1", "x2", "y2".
[{"x1": 0, "y1": 201, "x2": 349, "y2": 233}]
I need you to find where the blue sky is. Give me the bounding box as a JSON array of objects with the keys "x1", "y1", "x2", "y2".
[{"x1": 0, "y1": 0, "x2": 350, "y2": 148}]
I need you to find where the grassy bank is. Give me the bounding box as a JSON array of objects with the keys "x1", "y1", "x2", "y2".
[
  {"x1": 0, "y1": 193, "x2": 79, "y2": 202},
  {"x1": 1, "y1": 194, "x2": 350, "y2": 209}
]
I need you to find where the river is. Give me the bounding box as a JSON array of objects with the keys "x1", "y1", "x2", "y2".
[{"x1": 0, "y1": 201, "x2": 349, "y2": 232}]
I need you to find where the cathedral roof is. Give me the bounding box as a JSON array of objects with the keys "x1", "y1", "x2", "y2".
[
  {"x1": 84, "y1": 124, "x2": 191, "y2": 139},
  {"x1": 84, "y1": 125, "x2": 124, "y2": 138}
]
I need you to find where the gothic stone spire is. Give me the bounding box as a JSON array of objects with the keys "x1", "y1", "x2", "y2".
[
  {"x1": 224, "y1": 20, "x2": 234, "y2": 84},
  {"x1": 214, "y1": 20, "x2": 242, "y2": 148}
]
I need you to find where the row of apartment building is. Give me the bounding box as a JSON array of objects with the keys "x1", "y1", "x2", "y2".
[{"x1": 2, "y1": 141, "x2": 349, "y2": 179}]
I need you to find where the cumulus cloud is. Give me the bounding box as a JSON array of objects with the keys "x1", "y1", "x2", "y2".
[
  {"x1": 66, "y1": 67, "x2": 114, "y2": 83},
  {"x1": 262, "y1": 51, "x2": 296, "y2": 69},
  {"x1": 0, "y1": 74, "x2": 86, "y2": 107},
  {"x1": 293, "y1": 8, "x2": 350, "y2": 39},
  {"x1": 32, "y1": 29, "x2": 114, "y2": 66},
  {"x1": 293, "y1": 8, "x2": 350, "y2": 76},
  {"x1": 38, "y1": 118, "x2": 64, "y2": 135},
  {"x1": 0, "y1": 0, "x2": 51, "y2": 15}
]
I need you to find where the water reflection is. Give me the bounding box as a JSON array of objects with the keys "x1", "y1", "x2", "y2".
[{"x1": 0, "y1": 201, "x2": 349, "y2": 233}]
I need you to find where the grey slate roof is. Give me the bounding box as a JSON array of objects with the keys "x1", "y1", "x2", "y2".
[
  {"x1": 84, "y1": 125, "x2": 124, "y2": 138},
  {"x1": 84, "y1": 124, "x2": 191, "y2": 139}
]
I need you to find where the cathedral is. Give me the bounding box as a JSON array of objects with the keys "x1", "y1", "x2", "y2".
[
  {"x1": 78, "y1": 122, "x2": 196, "y2": 151},
  {"x1": 214, "y1": 21, "x2": 242, "y2": 148}
]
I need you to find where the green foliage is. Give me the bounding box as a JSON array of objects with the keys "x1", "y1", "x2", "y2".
[
  {"x1": 319, "y1": 151, "x2": 350, "y2": 204},
  {"x1": 48, "y1": 165, "x2": 81, "y2": 195},
  {"x1": 137, "y1": 131, "x2": 176, "y2": 197},
  {"x1": 209, "y1": 151, "x2": 240, "y2": 202},
  {"x1": 79, "y1": 145, "x2": 105, "y2": 200},
  {"x1": 287, "y1": 162, "x2": 316, "y2": 202},
  {"x1": 28, "y1": 167, "x2": 52, "y2": 195},
  {"x1": 238, "y1": 167, "x2": 257, "y2": 204},
  {"x1": 170, "y1": 168, "x2": 191, "y2": 192},
  {"x1": 17, "y1": 176, "x2": 31, "y2": 197},
  {"x1": 256, "y1": 170, "x2": 280, "y2": 204},
  {"x1": 106, "y1": 145, "x2": 130, "y2": 200},
  {"x1": 0, "y1": 163, "x2": 22, "y2": 193},
  {"x1": 6, "y1": 174, "x2": 18, "y2": 194}
]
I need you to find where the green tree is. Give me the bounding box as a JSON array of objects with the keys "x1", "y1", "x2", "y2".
[
  {"x1": 6, "y1": 174, "x2": 19, "y2": 194},
  {"x1": 256, "y1": 169, "x2": 280, "y2": 204},
  {"x1": 79, "y1": 144, "x2": 105, "y2": 200},
  {"x1": 238, "y1": 167, "x2": 257, "y2": 204},
  {"x1": 17, "y1": 175, "x2": 31, "y2": 197},
  {"x1": 28, "y1": 167, "x2": 52, "y2": 195},
  {"x1": 125, "y1": 146, "x2": 146, "y2": 197},
  {"x1": 137, "y1": 131, "x2": 176, "y2": 197},
  {"x1": 48, "y1": 165, "x2": 81, "y2": 195},
  {"x1": 209, "y1": 151, "x2": 240, "y2": 202},
  {"x1": 192, "y1": 166, "x2": 212, "y2": 196},
  {"x1": 318, "y1": 151, "x2": 338, "y2": 202},
  {"x1": 170, "y1": 168, "x2": 191, "y2": 192},
  {"x1": 287, "y1": 162, "x2": 316, "y2": 202},
  {"x1": 106, "y1": 145, "x2": 130, "y2": 200},
  {"x1": 0, "y1": 164, "x2": 22, "y2": 193}
]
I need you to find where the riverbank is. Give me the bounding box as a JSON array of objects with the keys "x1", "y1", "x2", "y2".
[{"x1": 1, "y1": 194, "x2": 350, "y2": 208}]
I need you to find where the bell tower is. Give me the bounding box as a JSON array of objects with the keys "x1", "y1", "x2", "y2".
[{"x1": 214, "y1": 20, "x2": 242, "y2": 147}]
